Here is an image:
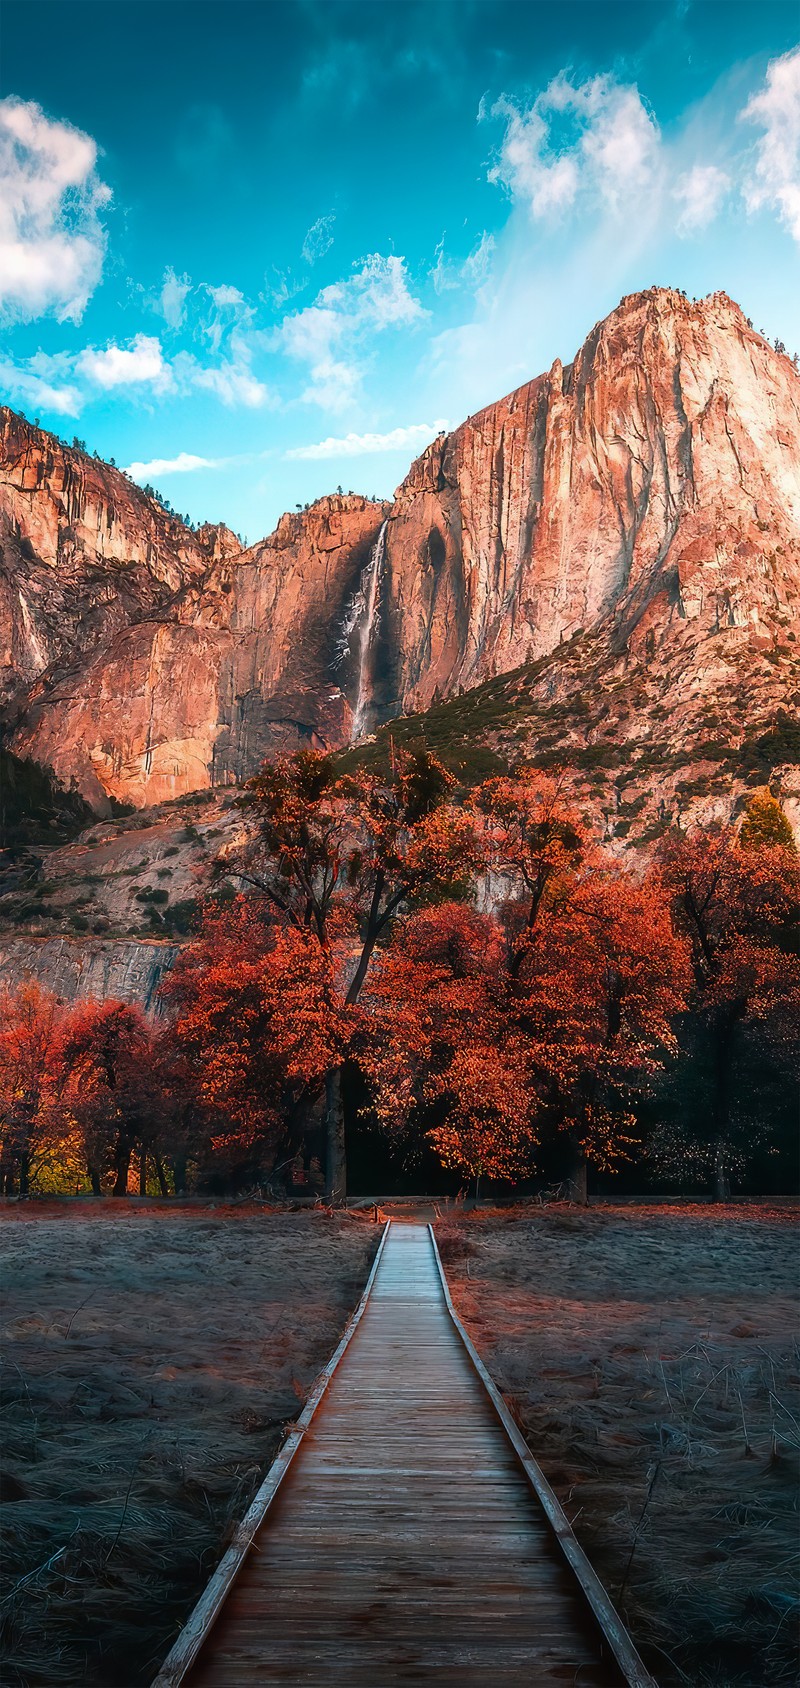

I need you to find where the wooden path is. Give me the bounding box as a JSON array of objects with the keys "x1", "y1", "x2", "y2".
[{"x1": 158, "y1": 1223, "x2": 652, "y2": 1686}]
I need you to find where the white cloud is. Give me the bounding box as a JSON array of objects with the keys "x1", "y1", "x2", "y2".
[
  {"x1": 742, "y1": 46, "x2": 800, "y2": 243},
  {"x1": 126, "y1": 452, "x2": 219, "y2": 479},
  {"x1": 158, "y1": 265, "x2": 192, "y2": 329},
  {"x1": 77, "y1": 333, "x2": 170, "y2": 391},
  {"x1": 205, "y1": 282, "x2": 247, "y2": 311},
  {"x1": 431, "y1": 231, "x2": 496, "y2": 294},
  {"x1": 302, "y1": 213, "x2": 336, "y2": 265},
  {"x1": 276, "y1": 253, "x2": 426, "y2": 410},
  {"x1": 2, "y1": 331, "x2": 270, "y2": 420},
  {"x1": 674, "y1": 163, "x2": 730, "y2": 233},
  {"x1": 462, "y1": 230, "x2": 496, "y2": 287},
  {"x1": 200, "y1": 282, "x2": 253, "y2": 352},
  {"x1": 487, "y1": 73, "x2": 661, "y2": 220},
  {"x1": 0, "y1": 356, "x2": 82, "y2": 416},
  {"x1": 285, "y1": 418, "x2": 452, "y2": 460},
  {"x1": 190, "y1": 358, "x2": 268, "y2": 407},
  {"x1": 0, "y1": 96, "x2": 111, "y2": 323}
]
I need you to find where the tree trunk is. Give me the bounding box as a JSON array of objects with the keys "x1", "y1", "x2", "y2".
[
  {"x1": 567, "y1": 1144, "x2": 588, "y2": 1205},
  {"x1": 113, "y1": 1140, "x2": 131, "y2": 1197},
  {"x1": 710, "y1": 1007, "x2": 740, "y2": 1202},
  {"x1": 713, "y1": 1136, "x2": 731, "y2": 1202},
  {"x1": 172, "y1": 1153, "x2": 187, "y2": 1197},
  {"x1": 153, "y1": 1154, "x2": 170, "y2": 1197},
  {"x1": 139, "y1": 1147, "x2": 148, "y2": 1196},
  {"x1": 324, "y1": 1066, "x2": 347, "y2": 1205},
  {"x1": 18, "y1": 1151, "x2": 30, "y2": 1200},
  {"x1": 88, "y1": 1162, "x2": 102, "y2": 1196}
]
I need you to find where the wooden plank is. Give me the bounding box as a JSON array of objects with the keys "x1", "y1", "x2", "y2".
[{"x1": 153, "y1": 1223, "x2": 645, "y2": 1687}]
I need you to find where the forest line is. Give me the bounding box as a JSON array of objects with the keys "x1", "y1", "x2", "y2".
[{"x1": 1, "y1": 751, "x2": 798, "y2": 1203}]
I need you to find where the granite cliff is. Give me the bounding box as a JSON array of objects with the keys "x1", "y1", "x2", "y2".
[
  {"x1": 1, "y1": 287, "x2": 798, "y2": 817},
  {"x1": 378, "y1": 289, "x2": 800, "y2": 719}
]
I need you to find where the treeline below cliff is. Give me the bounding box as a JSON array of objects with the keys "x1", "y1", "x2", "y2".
[{"x1": 1, "y1": 750, "x2": 798, "y2": 1204}]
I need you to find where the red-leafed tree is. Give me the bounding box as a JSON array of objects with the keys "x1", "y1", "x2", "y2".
[
  {"x1": 0, "y1": 983, "x2": 68, "y2": 1195},
  {"x1": 509, "y1": 868, "x2": 690, "y2": 1199},
  {"x1": 366, "y1": 841, "x2": 688, "y2": 1199},
  {"x1": 364, "y1": 902, "x2": 539, "y2": 1190},
  {"x1": 164, "y1": 898, "x2": 347, "y2": 1189},
  {"x1": 231, "y1": 747, "x2": 479, "y2": 1198},
  {"x1": 660, "y1": 823, "x2": 800, "y2": 1198},
  {"x1": 58, "y1": 1000, "x2": 165, "y2": 1195}
]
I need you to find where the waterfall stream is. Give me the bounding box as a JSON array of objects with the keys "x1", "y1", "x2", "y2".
[{"x1": 349, "y1": 519, "x2": 388, "y2": 741}]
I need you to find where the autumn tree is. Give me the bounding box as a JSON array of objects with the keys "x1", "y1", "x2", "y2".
[
  {"x1": 164, "y1": 899, "x2": 346, "y2": 1189},
  {"x1": 365, "y1": 902, "x2": 539, "y2": 1192},
  {"x1": 472, "y1": 769, "x2": 585, "y2": 973},
  {"x1": 58, "y1": 1000, "x2": 165, "y2": 1196},
  {"x1": 660, "y1": 825, "x2": 800, "y2": 1198},
  {"x1": 0, "y1": 983, "x2": 69, "y2": 1195},
  {"x1": 366, "y1": 787, "x2": 687, "y2": 1200},
  {"x1": 232, "y1": 748, "x2": 477, "y2": 1198},
  {"x1": 510, "y1": 869, "x2": 689, "y2": 1200}
]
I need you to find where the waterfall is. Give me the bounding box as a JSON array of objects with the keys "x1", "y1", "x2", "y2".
[{"x1": 349, "y1": 519, "x2": 388, "y2": 741}]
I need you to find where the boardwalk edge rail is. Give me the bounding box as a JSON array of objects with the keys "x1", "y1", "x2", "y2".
[
  {"x1": 150, "y1": 1218, "x2": 392, "y2": 1688},
  {"x1": 428, "y1": 1223, "x2": 658, "y2": 1688}
]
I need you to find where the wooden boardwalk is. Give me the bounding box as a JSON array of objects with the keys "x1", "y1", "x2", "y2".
[{"x1": 166, "y1": 1223, "x2": 643, "y2": 1685}]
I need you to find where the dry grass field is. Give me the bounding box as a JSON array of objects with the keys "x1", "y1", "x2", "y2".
[
  {"x1": 0, "y1": 1205, "x2": 378, "y2": 1687},
  {"x1": 436, "y1": 1204, "x2": 799, "y2": 1688}
]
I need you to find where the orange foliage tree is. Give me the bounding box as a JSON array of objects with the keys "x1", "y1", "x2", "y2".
[
  {"x1": 164, "y1": 898, "x2": 347, "y2": 1189},
  {"x1": 474, "y1": 771, "x2": 687, "y2": 1195},
  {"x1": 58, "y1": 999, "x2": 166, "y2": 1195},
  {"x1": 365, "y1": 767, "x2": 689, "y2": 1199},
  {"x1": 364, "y1": 902, "x2": 539, "y2": 1190},
  {"x1": 0, "y1": 983, "x2": 69, "y2": 1195},
  {"x1": 472, "y1": 769, "x2": 585, "y2": 973},
  {"x1": 509, "y1": 868, "x2": 690, "y2": 1199},
  {"x1": 231, "y1": 747, "x2": 478, "y2": 1198}
]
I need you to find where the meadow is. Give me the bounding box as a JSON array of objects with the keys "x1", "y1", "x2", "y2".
[
  {"x1": 0, "y1": 1206, "x2": 378, "y2": 1686},
  {"x1": 436, "y1": 1203, "x2": 799, "y2": 1688}
]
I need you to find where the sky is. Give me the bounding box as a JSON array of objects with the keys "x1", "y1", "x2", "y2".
[{"x1": 1, "y1": 0, "x2": 798, "y2": 542}]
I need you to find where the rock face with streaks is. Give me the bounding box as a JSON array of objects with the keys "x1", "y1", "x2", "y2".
[
  {"x1": 1, "y1": 287, "x2": 798, "y2": 812},
  {"x1": 0, "y1": 936, "x2": 179, "y2": 1011},
  {"x1": 1, "y1": 414, "x2": 386, "y2": 805},
  {"x1": 0, "y1": 406, "x2": 241, "y2": 718},
  {"x1": 371, "y1": 288, "x2": 800, "y2": 724}
]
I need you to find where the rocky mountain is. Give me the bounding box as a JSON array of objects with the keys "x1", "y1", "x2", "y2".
[
  {"x1": 1, "y1": 287, "x2": 798, "y2": 823},
  {"x1": 380, "y1": 289, "x2": 799, "y2": 717}
]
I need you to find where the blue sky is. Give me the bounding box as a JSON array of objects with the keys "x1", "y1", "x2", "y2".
[{"x1": 1, "y1": 0, "x2": 798, "y2": 542}]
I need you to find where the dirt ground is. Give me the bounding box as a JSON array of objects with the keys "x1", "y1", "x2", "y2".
[
  {"x1": 0, "y1": 1204, "x2": 379, "y2": 1687},
  {"x1": 436, "y1": 1204, "x2": 799, "y2": 1688}
]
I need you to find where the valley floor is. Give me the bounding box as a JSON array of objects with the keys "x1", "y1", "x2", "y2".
[
  {"x1": 0, "y1": 1206, "x2": 378, "y2": 1686},
  {"x1": 436, "y1": 1203, "x2": 799, "y2": 1688}
]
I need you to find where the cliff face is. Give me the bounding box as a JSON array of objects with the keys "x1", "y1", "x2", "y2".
[
  {"x1": 1, "y1": 288, "x2": 798, "y2": 813},
  {"x1": 0, "y1": 408, "x2": 241, "y2": 719},
  {"x1": 9, "y1": 495, "x2": 387, "y2": 807},
  {"x1": 0, "y1": 936, "x2": 178, "y2": 1011},
  {"x1": 375, "y1": 289, "x2": 800, "y2": 721}
]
